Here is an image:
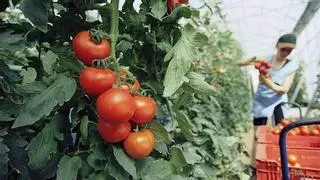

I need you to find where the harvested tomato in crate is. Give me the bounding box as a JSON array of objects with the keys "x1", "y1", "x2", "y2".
[
  {"x1": 256, "y1": 143, "x2": 320, "y2": 180},
  {"x1": 256, "y1": 124, "x2": 320, "y2": 149}
]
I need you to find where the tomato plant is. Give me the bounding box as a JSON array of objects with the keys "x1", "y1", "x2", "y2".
[
  {"x1": 79, "y1": 67, "x2": 116, "y2": 96},
  {"x1": 123, "y1": 129, "x2": 155, "y2": 159},
  {"x1": 72, "y1": 31, "x2": 111, "y2": 66}
]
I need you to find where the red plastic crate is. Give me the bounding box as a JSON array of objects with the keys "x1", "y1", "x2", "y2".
[
  {"x1": 256, "y1": 126, "x2": 320, "y2": 149},
  {"x1": 256, "y1": 143, "x2": 320, "y2": 180}
]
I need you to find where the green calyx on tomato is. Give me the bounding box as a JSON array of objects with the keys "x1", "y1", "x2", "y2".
[{"x1": 72, "y1": 30, "x2": 111, "y2": 66}]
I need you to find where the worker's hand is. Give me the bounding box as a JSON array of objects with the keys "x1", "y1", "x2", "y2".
[{"x1": 259, "y1": 74, "x2": 272, "y2": 88}]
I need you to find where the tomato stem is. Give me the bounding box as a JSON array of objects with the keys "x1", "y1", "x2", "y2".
[{"x1": 110, "y1": 0, "x2": 121, "y2": 84}]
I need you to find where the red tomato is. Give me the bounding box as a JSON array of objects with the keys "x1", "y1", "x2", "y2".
[
  {"x1": 131, "y1": 96, "x2": 157, "y2": 124},
  {"x1": 300, "y1": 128, "x2": 310, "y2": 136},
  {"x1": 265, "y1": 62, "x2": 272, "y2": 69},
  {"x1": 120, "y1": 71, "x2": 127, "y2": 79},
  {"x1": 310, "y1": 129, "x2": 320, "y2": 136},
  {"x1": 79, "y1": 67, "x2": 116, "y2": 96},
  {"x1": 280, "y1": 119, "x2": 290, "y2": 127},
  {"x1": 272, "y1": 128, "x2": 281, "y2": 135},
  {"x1": 288, "y1": 154, "x2": 297, "y2": 166},
  {"x1": 254, "y1": 63, "x2": 261, "y2": 70},
  {"x1": 260, "y1": 60, "x2": 269, "y2": 67},
  {"x1": 96, "y1": 88, "x2": 136, "y2": 122},
  {"x1": 168, "y1": 0, "x2": 188, "y2": 10},
  {"x1": 288, "y1": 130, "x2": 296, "y2": 136},
  {"x1": 72, "y1": 31, "x2": 111, "y2": 66},
  {"x1": 97, "y1": 120, "x2": 131, "y2": 143},
  {"x1": 294, "y1": 128, "x2": 301, "y2": 135},
  {"x1": 120, "y1": 80, "x2": 141, "y2": 93},
  {"x1": 123, "y1": 129, "x2": 155, "y2": 159},
  {"x1": 294, "y1": 163, "x2": 301, "y2": 168},
  {"x1": 168, "y1": 0, "x2": 179, "y2": 10},
  {"x1": 259, "y1": 68, "x2": 268, "y2": 75}
]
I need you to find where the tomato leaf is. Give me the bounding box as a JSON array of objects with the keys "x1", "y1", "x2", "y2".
[
  {"x1": 175, "y1": 110, "x2": 196, "y2": 141},
  {"x1": 12, "y1": 75, "x2": 77, "y2": 128},
  {"x1": 42, "y1": 50, "x2": 58, "y2": 74},
  {"x1": 20, "y1": 67, "x2": 37, "y2": 84},
  {"x1": 0, "y1": 58, "x2": 21, "y2": 85},
  {"x1": 56, "y1": 155, "x2": 82, "y2": 180},
  {"x1": 38, "y1": 153, "x2": 61, "y2": 179},
  {"x1": 116, "y1": 40, "x2": 133, "y2": 53},
  {"x1": 173, "y1": 92, "x2": 193, "y2": 109},
  {"x1": 3, "y1": 135, "x2": 31, "y2": 179},
  {"x1": 20, "y1": 0, "x2": 49, "y2": 32},
  {"x1": 112, "y1": 145, "x2": 137, "y2": 178},
  {"x1": 150, "y1": 0, "x2": 167, "y2": 19},
  {"x1": 157, "y1": 41, "x2": 172, "y2": 52},
  {"x1": 138, "y1": 159, "x2": 173, "y2": 180},
  {"x1": 162, "y1": 5, "x2": 192, "y2": 23},
  {"x1": 163, "y1": 24, "x2": 207, "y2": 97},
  {"x1": 87, "y1": 143, "x2": 108, "y2": 170},
  {"x1": 26, "y1": 116, "x2": 61, "y2": 170},
  {"x1": 170, "y1": 146, "x2": 187, "y2": 173},
  {"x1": 148, "y1": 120, "x2": 174, "y2": 143},
  {"x1": 15, "y1": 81, "x2": 47, "y2": 95},
  {"x1": 0, "y1": 138, "x2": 9, "y2": 179},
  {"x1": 182, "y1": 72, "x2": 217, "y2": 95},
  {"x1": 154, "y1": 141, "x2": 169, "y2": 155},
  {"x1": 0, "y1": 31, "x2": 25, "y2": 52},
  {"x1": 183, "y1": 151, "x2": 202, "y2": 165},
  {"x1": 107, "y1": 158, "x2": 130, "y2": 180}
]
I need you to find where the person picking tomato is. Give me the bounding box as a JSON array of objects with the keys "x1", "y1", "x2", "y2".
[
  {"x1": 238, "y1": 33, "x2": 299, "y2": 170},
  {"x1": 239, "y1": 33, "x2": 299, "y2": 127}
]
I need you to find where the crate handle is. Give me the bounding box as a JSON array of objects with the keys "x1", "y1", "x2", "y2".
[
  {"x1": 275, "y1": 102, "x2": 302, "y2": 120},
  {"x1": 279, "y1": 117, "x2": 320, "y2": 180}
]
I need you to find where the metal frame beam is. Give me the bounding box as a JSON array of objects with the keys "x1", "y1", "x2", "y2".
[{"x1": 293, "y1": 0, "x2": 320, "y2": 36}]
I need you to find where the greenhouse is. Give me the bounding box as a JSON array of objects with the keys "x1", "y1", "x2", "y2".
[{"x1": 0, "y1": 0, "x2": 320, "y2": 179}]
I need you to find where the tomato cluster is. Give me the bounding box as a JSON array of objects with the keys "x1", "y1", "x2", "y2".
[
  {"x1": 271, "y1": 119, "x2": 320, "y2": 136},
  {"x1": 276, "y1": 154, "x2": 301, "y2": 168},
  {"x1": 96, "y1": 87, "x2": 156, "y2": 159},
  {"x1": 254, "y1": 60, "x2": 272, "y2": 78},
  {"x1": 74, "y1": 31, "x2": 157, "y2": 159}
]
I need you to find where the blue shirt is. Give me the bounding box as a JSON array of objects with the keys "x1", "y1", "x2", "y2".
[{"x1": 252, "y1": 55, "x2": 299, "y2": 118}]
